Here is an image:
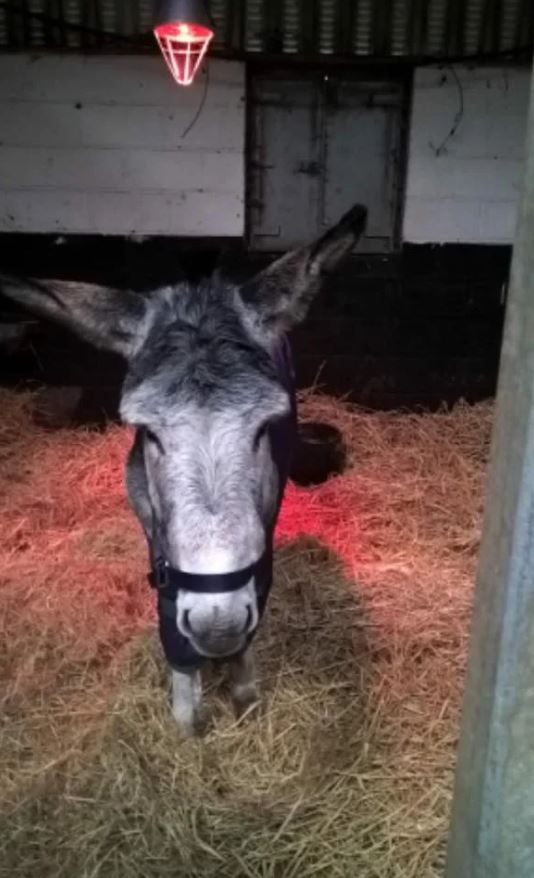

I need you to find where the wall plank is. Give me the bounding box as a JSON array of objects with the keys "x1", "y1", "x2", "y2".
[
  {"x1": 0, "y1": 189, "x2": 244, "y2": 235},
  {"x1": 0, "y1": 55, "x2": 243, "y2": 103},
  {"x1": 0, "y1": 147, "x2": 242, "y2": 193}
]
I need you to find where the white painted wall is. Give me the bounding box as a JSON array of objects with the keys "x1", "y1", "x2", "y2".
[
  {"x1": 0, "y1": 55, "x2": 245, "y2": 237},
  {"x1": 403, "y1": 66, "x2": 530, "y2": 244}
]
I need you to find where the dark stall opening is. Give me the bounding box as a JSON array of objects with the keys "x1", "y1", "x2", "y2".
[{"x1": 0, "y1": 233, "x2": 506, "y2": 426}]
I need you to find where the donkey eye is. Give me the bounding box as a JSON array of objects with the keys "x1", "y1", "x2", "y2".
[
  {"x1": 144, "y1": 429, "x2": 164, "y2": 453},
  {"x1": 253, "y1": 422, "x2": 270, "y2": 450}
]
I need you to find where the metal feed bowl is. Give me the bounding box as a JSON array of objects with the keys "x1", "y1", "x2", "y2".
[{"x1": 290, "y1": 421, "x2": 346, "y2": 486}]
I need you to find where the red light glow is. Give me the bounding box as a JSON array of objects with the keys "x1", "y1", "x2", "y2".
[{"x1": 154, "y1": 21, "x2": 213, "y2": 86}]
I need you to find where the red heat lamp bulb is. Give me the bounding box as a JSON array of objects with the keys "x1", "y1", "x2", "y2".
[{"x1": 154, "y1": 20, "x2": 213, "y2": 86}]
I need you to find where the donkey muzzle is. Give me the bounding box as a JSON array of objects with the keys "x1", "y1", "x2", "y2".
[{"x1": 179, "y1": 600, "x2": 256, "y2": 657}]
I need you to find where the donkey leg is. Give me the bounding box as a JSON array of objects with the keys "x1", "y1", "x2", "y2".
[
  {"x1": 171, "y1": 668, "x2": 202, "y2": 735},
  {"x1": 229, "y1": 646, "x2": 260, "y2": 717}
]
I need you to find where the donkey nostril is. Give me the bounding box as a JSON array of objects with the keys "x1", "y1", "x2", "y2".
[
  {"x1": 242, "y1": 604, "x2": 253, "y2": 634},
  {"x1": 182, "y1": 609, "x2": 192, "y2": 635}
]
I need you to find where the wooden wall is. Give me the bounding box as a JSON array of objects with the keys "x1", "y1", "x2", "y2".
[{"x1": 0, "y1": 55, "x2": 245, "y2": 237}]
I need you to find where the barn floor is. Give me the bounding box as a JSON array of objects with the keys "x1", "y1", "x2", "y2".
[{"x1": 0, "y1": 389, "x2": 493, "y2": 878}]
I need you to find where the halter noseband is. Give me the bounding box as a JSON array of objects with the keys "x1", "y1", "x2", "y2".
[{"x1": 148, "y1": 550, "x2": 271, "y2": 596}]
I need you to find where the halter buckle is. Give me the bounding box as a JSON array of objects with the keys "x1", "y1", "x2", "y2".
[{"x1": 148, "y1": 558, "x2": 171, "y2": 589}]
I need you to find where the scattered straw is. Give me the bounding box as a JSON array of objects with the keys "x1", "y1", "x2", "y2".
[{"x1": 0, "y1": 387, "x2": 493, "y2": 877}]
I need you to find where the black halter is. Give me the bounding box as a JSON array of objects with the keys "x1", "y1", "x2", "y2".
[
  {"x1": 147, "y1": 539, "x2": 274, "y2": 671},
  {"x1": 148, "y1": 550, "x2": 271, "y2": 596}
]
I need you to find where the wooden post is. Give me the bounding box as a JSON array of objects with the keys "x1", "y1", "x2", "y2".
[{"x1": 445, "y1": 66, "x2": 534, "y2": 877}]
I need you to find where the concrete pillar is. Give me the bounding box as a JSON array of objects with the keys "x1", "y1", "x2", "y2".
[{"x1": 445, "y1": 65, "x2": 534, "y2": 877}]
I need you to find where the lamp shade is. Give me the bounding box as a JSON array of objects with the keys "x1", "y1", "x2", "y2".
[{"x1": 153, "y1": 0, "x2": 214, "y2": 86}]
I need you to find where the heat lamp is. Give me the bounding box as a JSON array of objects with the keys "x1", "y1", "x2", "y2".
[{"x1": 153, "y1": 0, "x2": 214, "y2": 86}]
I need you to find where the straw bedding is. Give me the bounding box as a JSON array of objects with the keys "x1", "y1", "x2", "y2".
[{"x1": 0, "y1": 387, "x2": 493, "y2": 878}]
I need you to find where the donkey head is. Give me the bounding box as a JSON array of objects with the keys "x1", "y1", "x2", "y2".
[{"x1": 1, "y1": 205, "x2": 367, "y2": 659}]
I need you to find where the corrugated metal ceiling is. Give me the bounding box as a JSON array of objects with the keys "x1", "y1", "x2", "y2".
[{"x1": 0, "y1": 0, "x2": 531, "y2": 58}]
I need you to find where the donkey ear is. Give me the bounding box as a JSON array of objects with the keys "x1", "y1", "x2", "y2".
[
  {"x1": 238, "y1": 204, "x2": 367, "y2": 334},
  {"x1": 0, "y1": 275, "x2": 150, "y2": 358}
]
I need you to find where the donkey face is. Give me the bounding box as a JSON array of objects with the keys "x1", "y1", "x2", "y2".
[
  {"x1": 121, "y1": 292, "x2": 292, "y2": 657},
  {"x1": 0, "y1": 205, "x2": 367, "y2": 661}
]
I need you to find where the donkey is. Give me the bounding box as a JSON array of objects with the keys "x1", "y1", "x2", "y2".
[{"x1": 0, "y1": 204, "x2": 367, "y2": 735}]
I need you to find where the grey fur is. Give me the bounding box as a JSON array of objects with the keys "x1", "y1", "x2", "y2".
[
  {"x1": 0, "y1": 204, "x2": 368, "y2": 733},
  {"x1": 0, "y1": 276, "x2": 148, "y2": 357}
]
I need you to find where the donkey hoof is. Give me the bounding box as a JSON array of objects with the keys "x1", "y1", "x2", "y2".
[
  {"x1": 171, "y1": 704, "x2": 200, "y2": 737},
  {"x1": 232, "y1": 685, "x2": 261, "y2": 719},
  {"x1": 172, "y1": 716, "x2": 196, "y2": 738}
]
